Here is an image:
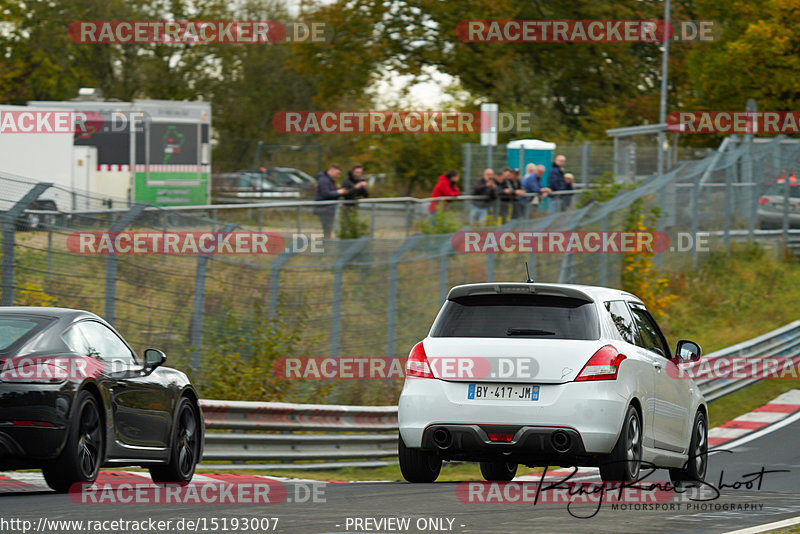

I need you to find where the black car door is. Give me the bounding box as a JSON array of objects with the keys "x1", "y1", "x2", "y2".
[{"x1": 73, "y1": 321, "x2": 172, "y2": 451}]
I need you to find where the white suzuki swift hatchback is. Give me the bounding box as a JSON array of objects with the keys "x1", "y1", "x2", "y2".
[{"x1": 398, "y1": 282, "x2": 708, "y2": 484}]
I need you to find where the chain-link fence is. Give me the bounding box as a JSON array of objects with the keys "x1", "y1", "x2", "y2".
[{"x1": 2, "y1": 135, "x2": 800, "y2": 403}]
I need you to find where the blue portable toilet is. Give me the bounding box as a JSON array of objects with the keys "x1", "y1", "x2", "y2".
[{"x1": 506, "y1": 139, "x2": 556, "y2": 187}]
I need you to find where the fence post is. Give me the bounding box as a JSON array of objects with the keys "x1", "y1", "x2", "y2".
[
  {"x1": 267, "y1": 251, "x2": 296, "y2": 322},
  {"x1": 746, "y1": 141, "x2": 756, "y2": 240},
  {"x1": 104, "y1": 203, "x2": 148, "y2": 326},
  {"x1": 463, "y1": 143, "x2": 472, "y2": 194},
  {"x1": 724, "y1": 147, "x2": 736, "y2": 250},
  {"x1": 404, "y1": 200, "x2": 414, "y2": 237},
  {"x1": 691, "y1": 169, "x2": 702, "y2": 268},
  {"x1": 600, "y1": 217, "x2": 609, "y2": 286},
  {"x1": 1, "y1": 182, "x2": 52, "y2": 306},
  {"x1": 439, "y1": 236, "x2": 454, "y2": 305},
  {"x1": 581, "y1": 141, "x2": 590, "y2": 188},
  {"x1": 777, "y1": 138, "x2": 789, "y2": 243},
  {"x1": 190, "y1": 223, "x2": 236, "y2": 377},
  {"x1": 487, "y1": 253, "x2": 495, "y2": 282},
  {"x1": 386, "y1": 235, "x2": 422, "y2": 358},
  {"x1": 330, "y1": 238, "x2": 370, "y2": 359},
  {"x1": 46, "y1": 227, "x2": 53, "y2": 276}
]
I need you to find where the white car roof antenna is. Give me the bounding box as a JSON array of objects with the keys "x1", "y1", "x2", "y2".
[{"x1": 525, "y1": 262, "x2": 534, "y2": 284}]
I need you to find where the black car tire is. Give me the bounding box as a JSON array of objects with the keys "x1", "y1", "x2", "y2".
[
  {"x1": 42, "y1": 390, "x2": 104, "y2": 492},
  {"x1": 599, "y1": 405, "x2": 642, "y2": 482},
  {"x1": 398, "y1": 433, "x2": 441, "y2": 483},
  {"x1": 670, "y1": 411, "x2": 708, "y2": 487},
  {"x1": 150, "y1": 397, "x2": 201, "y2": 483},
  {"x1": 480, "y1": 461, "x2": 518, "y2": 481}
]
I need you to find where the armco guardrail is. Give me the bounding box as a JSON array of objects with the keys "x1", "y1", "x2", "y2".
[
  {"x1": 692, "y1": 320, "x2": 800, "y2": 401},
  {"x1": 199, "y1": 400, "x2": 398, "y2": 469},
  {"x1": 198, "y1": 321, "x2": 800, "y2": 468}
]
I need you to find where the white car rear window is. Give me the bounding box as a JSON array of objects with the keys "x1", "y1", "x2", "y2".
[{"x1": 431, "y1": 294, "x2": 600, "y2": 340}]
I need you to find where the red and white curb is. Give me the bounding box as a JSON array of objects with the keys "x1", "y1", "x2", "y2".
[{"x1": 708, "y1": 389, "x2": 800, "y2": 447}]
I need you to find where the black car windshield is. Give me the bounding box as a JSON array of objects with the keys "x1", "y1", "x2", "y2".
[
  {"x1": 0, "y1": 316, "x2": 53, "y2": 352},
  {"x1": 431, "y1": 294, "x2": 600, "y2": 340}
]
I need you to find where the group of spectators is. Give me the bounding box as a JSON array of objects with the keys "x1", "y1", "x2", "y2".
[
  {"x1": 427, "y1": 154, "x2": 575, "y2": 224},
  {"x1": 312, "y1": 155, "x2": 575, "y2": 239}
]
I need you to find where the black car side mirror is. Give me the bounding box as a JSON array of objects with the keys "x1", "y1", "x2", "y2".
[
  {"x1": 143, "y1": 348, "x2": 166, "y2": 371},
  {"x1": 676, "y1": 340, "x2": 702, "y2": 362}
]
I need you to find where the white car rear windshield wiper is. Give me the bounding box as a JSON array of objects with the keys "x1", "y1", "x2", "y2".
[{"x1": 506, "y1": 328, "x2": 556, "y2": 336}]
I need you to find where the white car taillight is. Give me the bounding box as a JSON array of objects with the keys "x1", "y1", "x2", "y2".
[
  {"x1": 574, "y1": 345, "x2": 626, "y2": 381},
  {"x1": 406, "y1": 342, "x2": 435, "y2": 379}
]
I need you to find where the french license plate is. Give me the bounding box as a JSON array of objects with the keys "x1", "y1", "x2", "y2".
[{"x1": 467, "y1": 384, "x2": 539, "y2": 401}]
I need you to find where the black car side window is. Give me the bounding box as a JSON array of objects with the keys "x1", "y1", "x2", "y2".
[
  {"x1": 604, "y1": 300, "x2": 640, "y2": 345},
  {"x1": 628, "y1": 304, "x2": 671, "y2": 358},
  {"x1": 75, "y1": 321, "x2": 137, "y2": 365}
]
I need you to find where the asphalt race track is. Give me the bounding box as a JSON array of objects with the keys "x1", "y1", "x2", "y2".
[{"x1": 1, "y1": 414, "x2": 799, "y2": 534}]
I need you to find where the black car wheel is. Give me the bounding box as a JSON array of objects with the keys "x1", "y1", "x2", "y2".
[
  {"x1": 42, "y1": 390, "x2": 104, "y2": 492},
  {"x1": 599, "y1": 405, "x2": 642, "y2": 482},
  {"x1": 670, "y1": 411, "x2": 708, "y2": 486},
  {"x1": 150, "y1": 397, "x2": 200, "y2": 483},
  {"x1": 398, "y1": 433, "x2": 441, "y2": 483},
  {"x1": 480, "y1": 461, "x2": 518, "y2": 481}
]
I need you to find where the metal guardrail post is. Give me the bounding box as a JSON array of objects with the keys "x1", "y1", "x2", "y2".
[
  {"x1": 1, "y1": 182, "x2": 52, "y2": 306},
  {"x1": 190, "y1": 223, "x2": 236, "y2": 376},
  {"x1": 386, "y1": 235, "x2": 422, "y2": 358},
  {"x1": 486, "y1": 252, "x2": 495, "y2": 282},
  {"x1": 103, "y1": 202, "x2": 148, "y2": 325},
  {"x1": 330, "y1": 238, "x2": 370, "y2": 358}
]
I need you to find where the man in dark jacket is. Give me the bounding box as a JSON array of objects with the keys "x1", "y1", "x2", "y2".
[
  {"x1": 548, "y1": 155, "x2": 567, "y2": 211},
  {"x1": 470, "y1": 168, "x2": 496, "y2": 225},
  {"x1": 341, "y1": 164, "x2": 369, "y2": 200},
  {"x1": 314, "y1": 164, "x2": 348, "y2": 238}
]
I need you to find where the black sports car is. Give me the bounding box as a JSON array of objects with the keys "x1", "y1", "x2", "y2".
[{"x1": 0, "y1": 307, "x2": 203, "y2": 491}]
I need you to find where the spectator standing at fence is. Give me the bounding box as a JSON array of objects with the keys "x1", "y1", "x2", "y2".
[
  {"x1": 509, "y1": 168, "x2": 527, "y2": 219},
  {"x1": 523, "y1": 164, "x2": 551, "y2": 205},
  {"x1": 470, "y1": 168, "x2": 497, "y2": 225},
  {"x1": 562, "y1": 172, "x2": 575, "y2": 209},
  {"x1": 341, "y1": 164, "x2": 369, "y2": 200},
  {"x1": 314, "y1": 164, "x2": 348, "y2": 239},
  {"x1": 548, "y1": 155, "x2": 567, "y2": 211},
  {"x1": 428, "y1": 169, "x2": 461, "y2": 216},
  {"x1": 495, "y1": 167, "x2": 523, "y2": 221}
]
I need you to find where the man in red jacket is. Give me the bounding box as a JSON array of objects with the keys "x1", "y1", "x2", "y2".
[{"x1": 428, "y1": 170, "x2": 461, "y2": 215}]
